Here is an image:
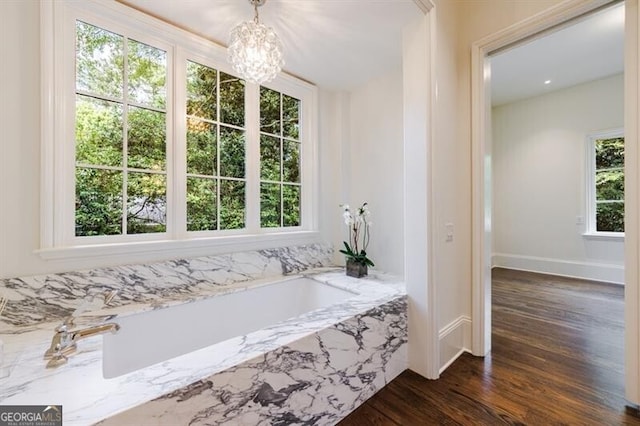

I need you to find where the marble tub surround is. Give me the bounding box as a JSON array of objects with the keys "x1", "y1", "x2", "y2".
[
  {"x1": 0, "y1": 270, "x2": 406, "y2": 426},
  {"x1": 99, "y1": 296, "x2": 407, "y2": 426},
  {"x1": 0, "y1": 243, "x2": 333, "y2": 331}
]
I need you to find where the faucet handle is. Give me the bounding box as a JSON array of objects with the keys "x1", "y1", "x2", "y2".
[
  {"x1": 46, "y1": 352, "x2": 69, "y2": 368},
  {"x1": 43, "y1": 327, "x2": 76, "y2": 361},
  {"x1": 44, "y1": 341, "x2": 76, "y2": 368}
]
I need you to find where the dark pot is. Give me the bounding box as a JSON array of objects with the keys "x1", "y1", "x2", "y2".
[{"x1": 346, "y1": 258, "x2": 368, "y2": 278}]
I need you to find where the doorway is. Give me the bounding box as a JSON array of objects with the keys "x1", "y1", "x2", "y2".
[{"x1": 471, "y1": 0, "x2": 640, "y2": 405}]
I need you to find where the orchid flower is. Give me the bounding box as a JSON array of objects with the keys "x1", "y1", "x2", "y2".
[{"x1": 339, "y1": 202, "x2": 374, "y2": 267}]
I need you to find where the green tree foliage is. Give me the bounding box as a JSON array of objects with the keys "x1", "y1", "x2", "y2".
[
  {"x1": 127, "y1": 107, "x2": 166, "y2": 170},
  {"x1": 595, "y1": 137, "x2": 624, "y2": 232},
  {"x1": 75, "y1": 23, "x2": 302, "y2": 236},
  {"x1": 187, "y1": 177, "x2": 216, "y2": 231},
  {"x1": 75, "y1": 21, "x2": 167, "y2": 236},
  {"x1": 283, "y1": 185, "x2": 301, "y2": 227},
  {"x1": 220, "y1": 180, "x2": 245, "y2": 229},
  {"x1": 597, "y1": 202, "x2": 624, "y2": 232},
  {"x1": 185, "y1": 61, "x2": 247, "y2": 231},
  {"x1": 127, "y1": 39, "x2": 166, "y2": 109},
  {"x1": 259, "y1": 88, "x2": 301, "y2": 227},
  {"x1": 75, "y1": 96, "x2": 123, "y2": 167},
  {"x1": 76, "y1": 21, "x2": 123, "y2": 99},
  {"x1": 261, "y1": 183, "x2": 281, "y2": 227},
  {"x1": 75, "y1": 168, "x2": 122, "y2": 236}
]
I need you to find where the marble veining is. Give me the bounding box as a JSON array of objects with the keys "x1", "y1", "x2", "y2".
[
  {"x1": 98, "y1": 297, "x2": 407, "y2": 426},
  {"x1": 0, "y1": 244, "x2": 407, "y2": 426},
  {"x1": 0, "y1": 244, "x2": 333, "y2": 331}
]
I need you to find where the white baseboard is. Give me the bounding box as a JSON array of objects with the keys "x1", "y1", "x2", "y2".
[
  {"x1": 439, "y1": 315, "x2": 471, "y2": 373},
  {"x1": 492, "y1": 253, "x2": 624, "y2": 285}
]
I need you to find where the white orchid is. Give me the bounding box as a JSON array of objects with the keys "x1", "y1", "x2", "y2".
[
  {"x1": 339, "y1": 202, "x2": 374, "y2": 267},
  {"x1": 341, "y1": 204, "x2": 354, "y2": 226}
]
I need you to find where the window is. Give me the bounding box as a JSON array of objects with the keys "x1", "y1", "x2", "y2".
[
  {"x1": 40, "y1": 1, "x2": 317, "y2": 258},
  {"x1": 260, "y1": 87, "x2": 301, "y2": 228},
  {"x1": 75, "y1": 21, "x2": 168, "y2": 237},
  {"x1": 587, "y1": 129, "x2": 624, "y2": 235},
  {"x1": 186, "y1": 61, "x2": 246, "y2": 231}
]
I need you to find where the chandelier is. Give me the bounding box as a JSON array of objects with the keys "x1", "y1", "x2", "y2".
[{"x1": 228, "y1": 0, "x2": 284, "y2": 85}]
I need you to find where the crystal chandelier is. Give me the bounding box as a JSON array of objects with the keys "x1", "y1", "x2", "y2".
[{"x1": 228, "y1": 0, "x2": 284, "y2": 85}]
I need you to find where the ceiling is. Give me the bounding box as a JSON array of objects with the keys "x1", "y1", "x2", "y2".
[
  {"x1": 118, "y1": 0, "x2": 423, "y2": 90},
  {"x1": 490, "y1": 3, "x2": 625, "y2": 106}
]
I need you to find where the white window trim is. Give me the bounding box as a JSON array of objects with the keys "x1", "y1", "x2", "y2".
[
  {"x1": 39, "y1": 0, "x2": 319, "y2": 260},
  {"x1": 584, "y1": 127, "x2": 624, "y2": 240}
]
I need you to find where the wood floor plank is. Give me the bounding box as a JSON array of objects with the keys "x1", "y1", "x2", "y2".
[
  {"x1": 339, "y1": 402, "x2": 398, "y2": 426},
  {"x1": 339, "y1": 268, "x2": 640, "y2": 426}
]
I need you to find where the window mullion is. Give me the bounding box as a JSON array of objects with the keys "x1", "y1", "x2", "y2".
[
  {"x1": 59, "y1": 8, "x2": 78, "y2": 246},
  {"x1": 216, "y1": 71, "x2": 222, "y2": 230},
  {"x1": 122, "y1": 37, "x2": 130, "y2": 235},
  {"x1": 245, "y1": 83, "x2": 261, "y2": 232},
  {"x1": 280, "y1": 92, "x2": 284, "y2": 228},
  {"x1": 173, "y1": 48, "x2": 187, "y2": 239}
]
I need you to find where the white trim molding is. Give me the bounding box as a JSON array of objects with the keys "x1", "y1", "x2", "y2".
[
  {"x1": 625, "y1": 0, "x2": 640, "y2": 406},
  {"x1": 471, "y1": 0, "x2": 618, "y2": 358},
  {"x1": 492, "y1": 253, "x2": 624, "y2": 285},
  {"x1": 582, "y1": 232, "x2": 625, "y2": 241},
  {"x1": 439, "y1": 315, "x2": 472, "y2": 374},
  {"x1": 403, "y1": 0, "x2": 439, "y2": 380},
  {"x1": 472, "y1": 0, "x2": 638, "y2": 405}
]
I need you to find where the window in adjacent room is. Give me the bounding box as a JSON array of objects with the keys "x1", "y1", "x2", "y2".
[{"x1": 587, "y1": 129, "x2": 625, "y2": 235}]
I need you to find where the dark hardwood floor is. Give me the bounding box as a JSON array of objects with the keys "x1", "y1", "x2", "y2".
[{"x1": 339, "y1": 268, "x2": 640, "y2": 425}]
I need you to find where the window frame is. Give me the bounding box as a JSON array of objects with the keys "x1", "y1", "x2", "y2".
[
  {"x1": 40, "y1": 0, "x2": 319, "y2": 260},
  {"x1": 585, "y1": 128, "x2": 625, "y2": 240},
  {"x1": 72, "y1": 19, "x2": 174, "y2": 243}
]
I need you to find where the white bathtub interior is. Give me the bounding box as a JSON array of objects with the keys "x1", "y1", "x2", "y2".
[{"x1": 102, "y1": 277, "x2": 356, "y2": 378}]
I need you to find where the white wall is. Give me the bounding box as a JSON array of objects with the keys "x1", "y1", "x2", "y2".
[
  {"x1": 1, "y1": 1, "x2": 42, "y2": 279},
  {"x1": 430, "y1": 0, "x2": 566, "y2": 370},
  {"x1": 398, "y1": 0, "x2": 568, "y2": 374},
  {"x1": 317, "y1": 91, "x2": 349, "y2": 267},
  {"x1": 346, "y1": 69, "x2": 405, "y2": 277},
  {"x1": 432, "y1": 0, "x2": 473, "y2": 370},
  {"x1": 492, "y1": 74, "x2": 624, "y2": 283}
]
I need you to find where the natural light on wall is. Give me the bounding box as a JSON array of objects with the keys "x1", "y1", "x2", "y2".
[{"x1": 228, "y1": 0, "x2": 284, "y2": 85}]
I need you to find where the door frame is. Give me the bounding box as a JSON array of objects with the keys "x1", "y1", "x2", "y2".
[{"x1": 470, "y1": 0, "x2": 640, "y2": 404}]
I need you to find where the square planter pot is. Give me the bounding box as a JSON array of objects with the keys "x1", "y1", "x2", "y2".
[{"x1": 346, "y1": 259, "x2": 368, "y2": 278}]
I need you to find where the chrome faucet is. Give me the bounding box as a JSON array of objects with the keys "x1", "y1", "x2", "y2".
[
  {"x1": 44, "y1": 322, "x2": 120, "y2": 368},
  {"x1": 43, "y1": 289, "x2": 120, "y2": 368}
]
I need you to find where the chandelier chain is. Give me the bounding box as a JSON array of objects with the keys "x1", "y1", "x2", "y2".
[{"x1": 253, "y1": 2, "x2": 259, "y2": 23}]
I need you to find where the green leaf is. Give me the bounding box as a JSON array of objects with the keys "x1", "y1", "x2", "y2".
[{"x1": 342, "y1": 241, "x2": 356, "y2": 257}]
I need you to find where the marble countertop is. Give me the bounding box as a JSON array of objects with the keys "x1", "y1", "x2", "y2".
[{"x1": 0, "y1": 268, "x2": 405, "y2": 426}]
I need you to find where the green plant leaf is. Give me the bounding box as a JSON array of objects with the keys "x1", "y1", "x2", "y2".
[{"x1": 342, "y1": 241, "x2": 356, "y2": 256}]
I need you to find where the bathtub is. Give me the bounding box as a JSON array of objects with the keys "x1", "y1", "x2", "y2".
[
  {"x1": 0, "y1": 270, "x2": 406, "y2": 425},
  {"x1": 102, "y1": 277, "x2": 357, "y2": 378}
]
